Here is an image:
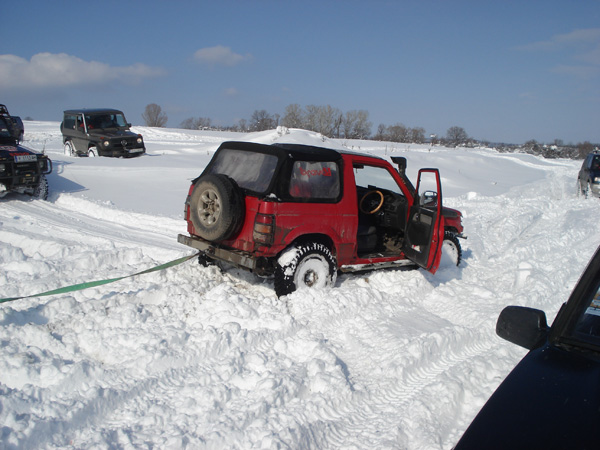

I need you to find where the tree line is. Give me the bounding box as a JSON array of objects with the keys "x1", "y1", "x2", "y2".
[
  {"x1": 143, "y1": 102, "x2": 471, "y2": 146},
  {"x1": 141, "y1": 103, "x2": 597, "y2": 158}
]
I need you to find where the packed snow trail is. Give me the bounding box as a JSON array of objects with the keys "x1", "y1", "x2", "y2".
[{"x1": 1, "y1": 122, "x2": 599, "y2": 449}]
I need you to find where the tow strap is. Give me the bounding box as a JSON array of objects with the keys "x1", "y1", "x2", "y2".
[{"x1": 0, "y1": 252, "x2": 199, "y2": 304}]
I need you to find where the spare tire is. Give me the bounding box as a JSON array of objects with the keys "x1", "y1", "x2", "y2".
[{"x1": 189, "y1": 174, "x2": 244, "y2": 241}]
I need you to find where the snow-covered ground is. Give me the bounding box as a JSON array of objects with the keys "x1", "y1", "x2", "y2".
[{"x1": 1, "y1": 121, "x2": 599, "y2": 449}]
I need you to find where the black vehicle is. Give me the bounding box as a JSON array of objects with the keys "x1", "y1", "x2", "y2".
[
  {"x1": 0, "y1": 116, "x2": 52, "y2": 200},
  {"x1": 455, "y1": 244, "x2": 600, "y2": 449},
  {"x1": 577, "y1": 152, "x2": 600, "y2": 198},
  {"x1": 0, "y1": 104, "x2": 24, "y2": 142},
  {"x1": 60, "y1": 108, "x2": 145, "y2": 158}
]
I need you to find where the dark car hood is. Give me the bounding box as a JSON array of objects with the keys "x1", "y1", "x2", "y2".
[
  {"x1": 456, "y1": 343, "x2": 600, "y2": 449},
  {"x1": 88, "y1": 128, "x2": 138, "y2": 138}
]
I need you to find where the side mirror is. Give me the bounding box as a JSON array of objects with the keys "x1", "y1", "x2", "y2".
[
  {"x1": 496, "y1": 306, "x2": 548, "y2": 350},
  {"x1": 391, "y1": 156, "x2": 407, "y2": 175},
  {"x1": 421, "y1": 190, "x2": 438, "y2": 207}
]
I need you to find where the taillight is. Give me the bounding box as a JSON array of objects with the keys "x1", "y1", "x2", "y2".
[
  {"x1": 184, "y1": 184, "x2": 194, "y2": 220},
  {"x1": 253, "y1": 214, "x2": 275, "y2": 244}
]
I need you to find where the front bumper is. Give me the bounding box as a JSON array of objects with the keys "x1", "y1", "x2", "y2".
[
  {"x1": 105, "y1": 146, "x2": 145, "y2": 157},
  {"x1": 0, "y1": 157, "x2": 52, "y2": 191}
]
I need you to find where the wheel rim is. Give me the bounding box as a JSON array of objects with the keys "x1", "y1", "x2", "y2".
[
  {"x1": 198, "y1": 188, "x2": 221, "y2": 226},
  {"x1": 64, "y1": 142, "x2": 72, "y2": 156},
  {"x1": 294, "y1": 254, "x2": 329, "y2": 289}
]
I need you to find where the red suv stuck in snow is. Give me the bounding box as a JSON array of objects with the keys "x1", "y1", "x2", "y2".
[{"x1": 177, "y1": 141, "x2": 465, "y2": 296}]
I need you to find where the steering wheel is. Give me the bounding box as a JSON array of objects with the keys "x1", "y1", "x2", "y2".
[{"x1": 359, "y1": 190, "x2": 385, "y2": 214}]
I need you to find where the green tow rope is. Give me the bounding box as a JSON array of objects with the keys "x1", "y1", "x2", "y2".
[{"x1": 0, "y1": 252, "x2": 199, "y2": 304}]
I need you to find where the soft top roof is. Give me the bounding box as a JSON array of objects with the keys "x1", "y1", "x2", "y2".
[
  {"x1": 218, "y1": 141, "x2": 342, "y2": 162},
  {"x1": 63, "y1": 108, "x2": 125, "y2": 115}
]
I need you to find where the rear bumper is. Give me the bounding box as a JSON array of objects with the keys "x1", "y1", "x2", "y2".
[{"x1": 177, "y1": 234, "x2": 268, "y2": 273}]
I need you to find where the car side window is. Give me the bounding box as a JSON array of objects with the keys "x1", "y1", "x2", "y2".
[
  {"x1": 289, "y1": 161, "x2": 340, "y2": 200},
  {"x1": 63, "y1": 114, "x2": 76, "y2": 130}
]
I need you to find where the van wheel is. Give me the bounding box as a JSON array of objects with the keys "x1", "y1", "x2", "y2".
[
  {"x1": 189, "y1": 174, "x2": 244, "y2": 242},
  {"x1": 88, "y1": 147, "x2": 97, "y2": 157},
  {"x1": 274, "y1": 242, "x2": 337, "y2": 297},
  {"x1": 440, "y1": 231, "x2": 462, "y2": 267}
]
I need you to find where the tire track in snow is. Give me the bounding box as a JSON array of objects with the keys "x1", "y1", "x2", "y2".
[
  {"x1": 1, "y1": 198, "x2": 184, "y2": 253},
  {"x1": 322, "y1": 326, "x2": 498, "y2": 449}
]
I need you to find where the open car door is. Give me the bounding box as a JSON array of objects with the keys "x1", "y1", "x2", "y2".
[{"x1": 402, "y1": 169, "x2": 444, "y2": 273}]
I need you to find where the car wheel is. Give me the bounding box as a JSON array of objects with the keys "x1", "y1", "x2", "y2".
[
  {"x1": 64, "y1": 141, "x2": 76, "y2": 157},
  {"x1": 585, "y1": 182, "x2": 591, "y2": 199},
  {"x1": 440, "y1": 231, "x2": 462, "y2": 267},
  {"x1": 189, "y1": 174, "x2": 244, "y2": 242},
  {"x1": 274, "y1": 242, "x2": 337, "y2": 297},
  {"x1": 32, "y1": 174, "x2": 49, "y2": 201},
  {"x1": 88, "y1": 147, "x2": 97, "y2": 157}
]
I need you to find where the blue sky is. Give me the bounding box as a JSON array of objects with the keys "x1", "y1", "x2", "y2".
[{"x1": 2, "y1": 0, "x2": 599, "y2": 144}]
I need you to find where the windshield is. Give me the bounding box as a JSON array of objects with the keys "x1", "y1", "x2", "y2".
[
  {"x1": 206, "y1": 148, "x2": 278, "y2": 194},
  {"x1": 85, "y1": 113, "x2": 128, "y2": 130},
  {"x1": 0, "y1": 118, "x2": 12, "y2": 138},
  {"x1": 354, "y1": 164, "x2": 403, "y2": 194}
]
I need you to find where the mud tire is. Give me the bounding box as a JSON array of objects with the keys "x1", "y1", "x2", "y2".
[
  {"x1": 441, "y1": 231, "x2": 462, "y2": 267},
  {"x1": 274, "y1": 242, "x2": 337, "y2": 297},
  {"x1": 32, "y1": 174, "x2": 49, "y2": 201}
]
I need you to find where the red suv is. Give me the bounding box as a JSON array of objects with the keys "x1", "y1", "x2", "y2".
[{"x1": 178, "y1": 141, "x2": 465, "y2": 296}]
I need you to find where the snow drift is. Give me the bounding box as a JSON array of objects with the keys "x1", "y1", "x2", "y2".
[{"x1": 1, "y1": 122, "x2": 599, "y2": 449}]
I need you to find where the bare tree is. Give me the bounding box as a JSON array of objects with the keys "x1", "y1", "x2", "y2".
[
  {"x1": 303, "y1": 105, "x2": 320, "y2": 132},
  {"x1": 250, "y1": 110, "x2": 274, "y2": 131},
  {"x1": 351, "y1": 110, "x2": 372, "y2": 139},
  {"x1": 446, "y1": 126, "x2": 469, "y2": 147},
  {"x1": 180, "y1": 117, "x2": 196, "y2": 129},
  {"x1": 315, "y1": 105, "x2": 341, "y2": 137},
  {"x1": 281, "y1": 104, "x2": 304, "y2": 128},
  {"x1": 577, "y1": 141, "x2": 594, "y2": 158},
  {"x1": 142, "y1": 103, "x2": 168, "y2": 127},
  {"x1": 387, "y1": 123, "x2": 410, "y2": 143},
  {"x1": 409, "y1": 127, "x2": 426, "y2": 144},
  {"x1": 180, "y1": 117, "x2": 212, "y2": 130},
  {"x1": 374, "y1": 124, "x2": 388, "y2": 141}
]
